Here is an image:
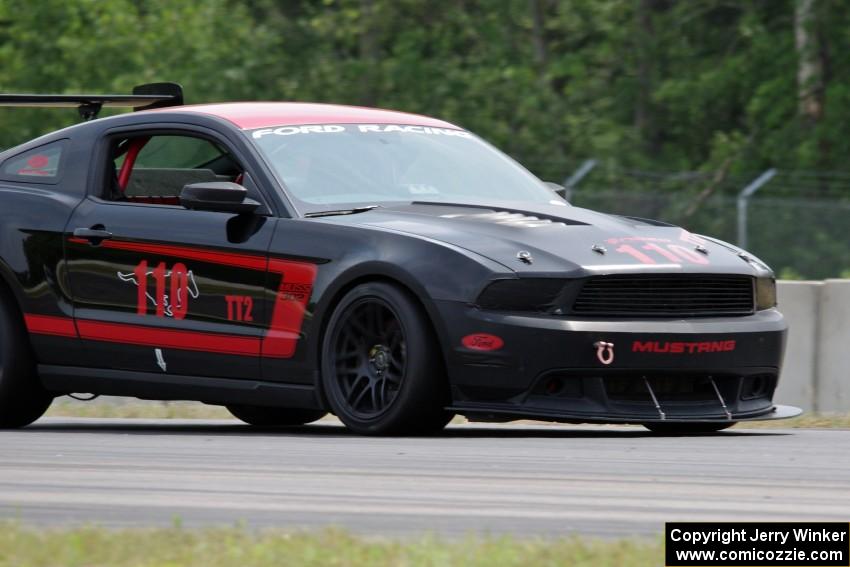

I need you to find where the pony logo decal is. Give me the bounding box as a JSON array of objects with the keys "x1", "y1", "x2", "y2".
[
  {"x1": 593, "y1": 341, "x2": 615, "y2": 365},
  {"x1": 118, "y1": 266, "x2": 200, "y2": 318}
]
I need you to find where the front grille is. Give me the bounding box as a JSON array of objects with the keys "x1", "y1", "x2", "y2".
[{"x1": 572, "y1": 274, "x2": 754, "y2": 317}]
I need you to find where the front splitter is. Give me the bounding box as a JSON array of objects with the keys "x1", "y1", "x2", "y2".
[{"x1": 448, "y1": 403, "x2": 803, "y2": 424}]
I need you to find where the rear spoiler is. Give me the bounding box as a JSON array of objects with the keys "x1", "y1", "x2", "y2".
[{"x1": 0, "y1": 82, "x2": 183, "y2": 121}]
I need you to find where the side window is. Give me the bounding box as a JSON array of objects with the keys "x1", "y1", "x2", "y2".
[
  {"x1": 105, "y1": 134, "x2": 244, "y2": 205},
  {"x1": 2, "y1": 141, "x2": 66, "y2": 181}
]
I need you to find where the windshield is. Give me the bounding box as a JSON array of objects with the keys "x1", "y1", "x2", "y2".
[{"x1": 249, "y1": 124, "x2": 560, "y2": 211}]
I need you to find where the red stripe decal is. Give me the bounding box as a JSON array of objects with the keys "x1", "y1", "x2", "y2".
[
  {"x1": 263, "y1": 260, "x2": 318, "y2": 358},
  {"x1": 25, "y1": 311, "x2": 313, "y2": 359},
  {"x1": 76, "y1": 320, "x2": 261, "y2": 357},
  {"x1": 67, "y1": 238, "x2": 268, "y2": 271},
  {"x1": 64, "y1": 238, "x2": 319, "y2": 358},
  {"x1": 24, "y1": 314, "x2": 79, "y2": 338}
]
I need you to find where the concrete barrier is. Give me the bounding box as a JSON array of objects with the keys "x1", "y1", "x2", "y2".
[
  {"x1": 814, "y1": 280, "x2": 850, "y2": 412},
  {"x1": 775, "y1": 281, "x2": 821, "y2": 411},
  {"x1": 777, "y1": 279, "x2": 850, "y2": 412}
]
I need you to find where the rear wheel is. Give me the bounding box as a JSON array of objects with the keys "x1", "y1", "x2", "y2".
[
  {"x1": 321, "y1": 282, "x2": 452, "y2": 435},
  {"x1": 227, "y1": 405, "x2": 326, "y2": 426},
  {"x1": 0, "y1": 297, "x2": 53, "y2": 428},
  {"x1": 642, "y1": 422, "x2": 736, "y2": 434}
]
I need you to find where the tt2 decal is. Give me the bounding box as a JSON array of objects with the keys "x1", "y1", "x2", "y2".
[{"x1": 225, "y1": 295, "x2": 254, "y2": 322}]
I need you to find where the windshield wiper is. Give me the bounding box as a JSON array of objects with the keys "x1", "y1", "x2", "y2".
[{"x1": 304, "y1": 205, "x2": 380, "y2": 218}]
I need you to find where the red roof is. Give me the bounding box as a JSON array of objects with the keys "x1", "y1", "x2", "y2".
[{"x1": 164, "y1": 102, "x2": 461, "y2": 130}]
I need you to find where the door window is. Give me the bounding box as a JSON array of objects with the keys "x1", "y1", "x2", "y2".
[{"x1": 105, "y1": 134, "x2": 244, "y2": 205}]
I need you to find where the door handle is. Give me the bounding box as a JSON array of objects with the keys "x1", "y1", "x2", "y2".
[{"x1": 73, "y1": 227, "x2": 113, "y2": 242}]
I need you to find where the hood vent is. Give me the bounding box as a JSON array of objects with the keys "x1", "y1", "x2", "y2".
[
  {"x1": 411, "y1": 201, "x2": 587, "y2": 228},
  {"x1": 440, "y1": 211, "x2": 558, "y2": 228},
  {"x1": 411, "y1": 201, "x2": 588, "y2": 227}
]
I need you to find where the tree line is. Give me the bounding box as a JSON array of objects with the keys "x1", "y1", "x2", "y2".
[{"x1": 0, "y1": 0, "x2": 847, "y2": 276}]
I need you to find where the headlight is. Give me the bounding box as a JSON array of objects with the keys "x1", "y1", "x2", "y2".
[
  {"x1": 475, "y1": 279, "x2": 568, "y2": 312},
  {"x1": 756, "y1": 277, "x2": 777, "y2": 310}
]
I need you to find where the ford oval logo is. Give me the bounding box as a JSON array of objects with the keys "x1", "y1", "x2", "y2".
[{"x1": 462, "y1": 333, "x2": 504, "y2": 351}]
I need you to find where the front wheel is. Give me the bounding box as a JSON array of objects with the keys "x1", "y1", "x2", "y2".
[
  {"x1": 321, "y1": 282, "x2": 452, "y2": 435},
  {"x1": 642, "y1": 422, "x2": 736, "y2": 434},
  {"x1": 227, "y1": 405, "x2": 326, "y2": 426}
]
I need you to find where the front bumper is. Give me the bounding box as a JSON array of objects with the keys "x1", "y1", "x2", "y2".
[{"x1": 436, "y1": 302, "x2": 798, "y2": 423}]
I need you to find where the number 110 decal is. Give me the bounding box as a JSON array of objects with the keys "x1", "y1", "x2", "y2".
[
  {"x1": 126, "y1": 260, "x2": 200, "y2": 319},
  {"x1": 616, "y1": 243, "x2": 709, "y2": 265}
]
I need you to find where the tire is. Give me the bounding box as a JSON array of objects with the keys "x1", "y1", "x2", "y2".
[
  {"x1": 642, "y1": 422, "x2": 737, "y2": 434},
  {"x1": 0, "y1": 296, "x2": 53, "y2": 428},
  {"x1": 227, "y1": 405, "x2": 326, "y2": 427},
  {"x1": 321, "y1": 282, "x2": 452, "y2": 435}
]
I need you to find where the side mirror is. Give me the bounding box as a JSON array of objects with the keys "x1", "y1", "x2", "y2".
[
  {"x1": 544, "y1": 181, "x2": 569, "y2": 201},
  {"x1": 180, "y1": 182, "x2": 260, "y2": 214}
]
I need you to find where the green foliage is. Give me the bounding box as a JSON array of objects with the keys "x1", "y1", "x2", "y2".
[
  {"x1": 0, "y1": 0, "x2": 274, "y2": 145},
  {"x1": 0, "y1": 0, "x2": 847, "y2": 277},
  {"x1": 0, "y1": 522, "x2": 661, "y2": 567},
  {"x1": 0, "y1": 0, "x2": 821, "y2": 170},
  {"x1": 778, "y1": 266, "x2": 806, "y2": 280}
]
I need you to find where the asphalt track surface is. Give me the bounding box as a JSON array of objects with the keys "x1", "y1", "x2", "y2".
[{"x1": 1, "y1": 418, "x2": 848, "y2": 538}]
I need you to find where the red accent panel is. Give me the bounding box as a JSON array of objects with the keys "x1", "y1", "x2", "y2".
[
  {"x1": 151, "y1": 102, "x2": 462, "y2": 130},
  {"x1": 68, "y1": 238, "x2": 268, "y2": 271},
  {"x1": 24, "y1": 303, "x2": 320, "y2": 359},
  {"x1": 76, "y1": 319, "x2": 261, "y2": 357},
  {"x1": 262, "y1": 260, "x2": 317, "y2": 358},
  {"x1": 462, "y1": 333, "x2": 504, "y2": 351},
  {"x1": 64, "y1": 238, "x2": 319, "y2": 358},
  {"x1": 117, "y1": 137, "x2": 150, "y2": 191},
  {"x1": 67, "y1": 237, "x2": 89, "y2": 245},
  {"x1": 24, "y1": 314, "x2": 79, "y2": 338}
]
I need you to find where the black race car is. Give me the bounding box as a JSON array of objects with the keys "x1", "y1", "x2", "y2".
[{"x1": 0, "y1": 83, "x2": 800, "y2": 434}]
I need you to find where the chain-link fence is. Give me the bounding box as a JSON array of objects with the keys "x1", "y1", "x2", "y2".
[
  {"x1": 532, "y1": 162, "x2": 850, "y2": 280},
  {"x1": 572, "y1": 190, "x2": 850, "y2": 279}
]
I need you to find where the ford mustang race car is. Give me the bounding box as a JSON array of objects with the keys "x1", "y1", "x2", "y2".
[{"x1": 0, "y1": 83, "x2": 800, "y2": 434}]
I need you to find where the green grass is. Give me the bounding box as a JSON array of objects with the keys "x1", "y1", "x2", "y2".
[
  {"x1": 0, "y1": 523, "x2": 661, "y2": 567},
  {"x1": 45, "y1": 399, "x2": 233, "y2": 420}
]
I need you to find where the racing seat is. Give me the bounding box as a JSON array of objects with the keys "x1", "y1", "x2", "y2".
[{"x1": 124, "y1": 168, "x2": 219, "y2": 206}]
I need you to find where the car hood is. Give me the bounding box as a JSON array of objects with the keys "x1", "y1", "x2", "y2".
[{"x1": 317, "y1": 201, "x2": 762, "y2": 276}]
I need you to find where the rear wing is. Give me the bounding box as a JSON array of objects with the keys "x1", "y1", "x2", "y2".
[{"x1": 0, "y1": 82, "x2": 183, "y2": 121}]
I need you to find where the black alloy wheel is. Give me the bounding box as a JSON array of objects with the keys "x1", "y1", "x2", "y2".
[{"x1": 322, "y1": 282, "x2": 451, "y2": 435}]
